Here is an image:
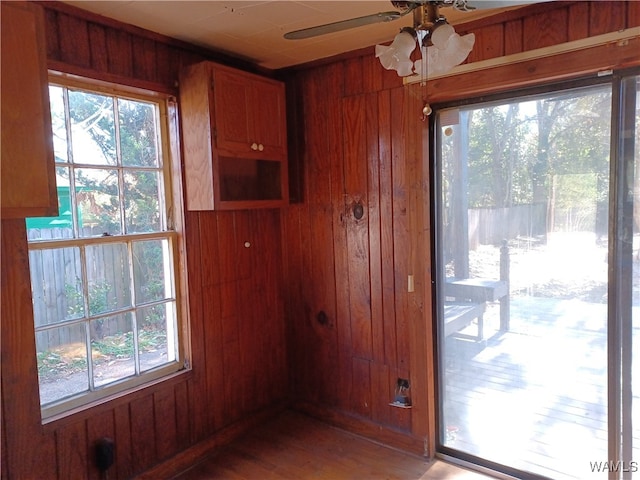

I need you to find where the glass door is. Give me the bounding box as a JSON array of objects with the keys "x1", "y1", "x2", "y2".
[
  {"x1": 435, "y1": 77, "x2": 638, "y2": 479},
  {"x1": 624, "y1": 74, "x2": 640, "y2": 478}
]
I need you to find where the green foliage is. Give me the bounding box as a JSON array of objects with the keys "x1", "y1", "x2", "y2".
[
  {"x1": 65, "y1": 280, "x2": 114, "y2": 317},
  {"x1": 467, "y1": 104, "x2": 531, "y2": 208},
  {"x1": 463, "y1": 87, "x2": 611, "y2": 209},
  {"x1": 140, "y1": 304, "x2": 167, "y2": 330},
  {"x1": 64, "y1": 283, "x2": 84, "y2": 317},
  {"x1": 58, "y1": 89, "x2": 163, "y2": 234}
]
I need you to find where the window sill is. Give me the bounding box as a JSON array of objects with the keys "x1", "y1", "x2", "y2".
[{"x1": 41, "y1": 367, "x2": 192, "y2": 432}]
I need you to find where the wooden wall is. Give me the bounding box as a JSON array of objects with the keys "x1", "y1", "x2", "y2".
[
  {"x1": 2, "y1": 1, "x2": 640, "y2": 479},
  {"x1": 1, "y1": 3, "x2": 287, "y2": 479},
  {"x1": 281, "y1": 0, "x2": 640, "y2": 457}
]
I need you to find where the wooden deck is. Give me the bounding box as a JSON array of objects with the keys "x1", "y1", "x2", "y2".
[
  {"x1": 173, "y1": 410, "x2": 493, "y2": 480},
  {"x1": 442, "y1": 296, "x2": 618, "y2": 479}
]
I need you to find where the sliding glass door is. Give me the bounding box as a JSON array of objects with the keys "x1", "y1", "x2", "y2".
[
  {"x1": 435, "y1": 72, "x2": 639, "y2": 479},
  {"x1": 624, "y1": 73, "x2": 640, "y2": 477}
]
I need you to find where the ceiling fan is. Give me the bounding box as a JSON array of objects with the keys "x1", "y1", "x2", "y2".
[
  {"x1": 284, "y1": 1, "x2": 536, "y2": 77},
  {"x1": 284, "y1": 1, "x2": 475, "y2": 41}
]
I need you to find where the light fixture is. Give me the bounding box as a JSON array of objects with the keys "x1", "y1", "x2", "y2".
[
  {"x1": 375, "y1": 27, "x2": 418, "y2": 77},
  {"x1": 375, "y1": 3, "x2": 475, "y2": 77}
]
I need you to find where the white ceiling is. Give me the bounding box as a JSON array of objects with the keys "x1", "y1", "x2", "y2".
[{"x1": 62, "y1": 1, "x2": 540, "y2": 70}]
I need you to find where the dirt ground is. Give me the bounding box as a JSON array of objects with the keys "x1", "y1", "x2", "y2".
[{"x1": 39, "y1": 349, "x2": 169, "y2": 405}]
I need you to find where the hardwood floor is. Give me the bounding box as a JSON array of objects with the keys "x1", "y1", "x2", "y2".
[{"x1": 172, "y1": 410, "x2": 494, "y2": 479}]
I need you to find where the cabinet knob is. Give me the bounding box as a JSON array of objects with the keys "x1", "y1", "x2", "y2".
[
  {"x1": 258, "y1": 143, "x2": 264, "y2": 151},
  {"x1": 251, "y1": 142, "x2": 258, "y2": 150}
]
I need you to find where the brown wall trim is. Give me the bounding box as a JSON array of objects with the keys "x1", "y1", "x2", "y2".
[
  {"x1": 133, "y1": 401, "x2": 289, "y2": 479},
  {"x1": 294, "y1": 401, "x2": 427, "y2": 457},
  {"x1": 425, "y1": 36, "x2": 640, "y2": 104},
  {"x1": 38, "y1": 0, "x2": 269, "y2": 76}
]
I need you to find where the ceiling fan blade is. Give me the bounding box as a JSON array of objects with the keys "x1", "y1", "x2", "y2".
[
  {"x1": 459, "y1": 0, "x2": 541, "y2": 9},
  {"x1": 284, "y1": 11, "x2": 404, "y2": 40}
]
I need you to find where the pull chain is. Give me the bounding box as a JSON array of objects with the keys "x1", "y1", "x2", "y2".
[{"x1": 420, "y1": 36, "x2": 431, "y2": 122}]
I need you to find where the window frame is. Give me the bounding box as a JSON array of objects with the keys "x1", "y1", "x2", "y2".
[
  {"x1": 28, "y1": 74, "x2": 190, "y2": 421},
  {"x1": 431, "y1": 70, "x2": 640, "y2": 479}
]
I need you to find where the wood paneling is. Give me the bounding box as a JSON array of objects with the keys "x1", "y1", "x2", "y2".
[
  {"x1": 86, "y1": 410, "x2": 116, "y2": 480},
  {"x1": 504, "y1": 19, "x2": 524, "y2": 56},
  {"x1": 281, "y1": 0, "x2": 640, "y2": 459},
  {"x1": 130, "y1": 395, "x2": 157, "y2": 472},
  {"x1": 106, "y1": 30, "x2": 134, "y2": 77},
  {"x1": 153, "y1": 388, "x2": 179, "y2": 461},
  {"x1": 132, "y1": 36, "x2": 157, "y2": 82},
  {"x1": 1, "y1": 219, "x2": 57, "y2": 479},
  {"x1": 631, "y1": 2, "x2": 640, "y2": 27},
  {"x1": 87, "y1": 23, "x2": 108, "y2": 72},
  {"x1": 2, "y1": 3, "x2": 287, "y2": 479},
  {"x1": 523, "y1": 8, "x2": 568, "y2": 51},
  {"x1": 342, "y1": 94, "x2": 373, "y2": 361},
  {"x1": 57, "y1": 12, "x2": 91, "y2": 67},
  {"x1": 113, "y1": 402, "x2": 133, "y2": 479},
  {"x1": 567, "y1": 2, "x2": 589, "y2": 42},
  {"x1": 283, "y1": 65, "x2": 424, "y2": 445},
  {"x1": 589, "y1": 1, "x2": 626, "y2": 36},
  {"x1": 3, "y1": 1, "x2": 640, "y2": 478},
  {"x1": 467, "y1": 23, "x2": 505, "y2": 62}
]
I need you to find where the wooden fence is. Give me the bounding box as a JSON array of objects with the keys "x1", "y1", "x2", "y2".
[
  {"x1": 28, "y1": 227, "x2": 155, "y2": 352},
  {"x1": 468, "y1": 201, "x2": 607, "y2": 248},
  {"x1": 468, "y1": 203, "x2": 548, "y2": 248}
]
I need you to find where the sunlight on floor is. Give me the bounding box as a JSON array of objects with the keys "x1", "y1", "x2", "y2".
[{"x1": 422, "y1": 460, "x2": 498, "y2": 479}]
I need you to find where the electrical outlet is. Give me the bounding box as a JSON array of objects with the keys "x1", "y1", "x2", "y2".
[
  {"x1": 397, "y1": 378, "x2": 409, "y2": 389},
  {"x1": 95, "y1": 437, "x2": 115, "y2": 472},
  {"x1": 393, "y1": 377, "x2": 411, "y2": 406}
]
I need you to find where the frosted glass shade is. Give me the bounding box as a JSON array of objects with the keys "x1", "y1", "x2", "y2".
[
  {"x1": 431, "y1": 23, "x2": 456, "y2": 49},
  {"x1": 375, "y1": 30, "x2": 417, "y2": 77},
  {"x1": 414, "y1": 28, "x2": 475, "y2": 76}
]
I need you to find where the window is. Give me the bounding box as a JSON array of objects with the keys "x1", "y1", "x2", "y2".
[{"x1": 27, "y1": 78, "x2": 185, "y2": 418}]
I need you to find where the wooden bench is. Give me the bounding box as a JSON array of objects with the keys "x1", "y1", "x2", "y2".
[
  {"x1": 445, "y1": 278, "x2": 508, "y2": 303},
  {"x1": 445, "y1": 277, "x2": 509, "y2": 333},
  {"x1": 444, "y1": 240, "x2": 511, "y2": 339},
  {"x1": 442, "y1": 241, "x2": 511, "y2": 340},
  {"x1": 444, "y1": 301, "x2": 486, "y2": 340}
]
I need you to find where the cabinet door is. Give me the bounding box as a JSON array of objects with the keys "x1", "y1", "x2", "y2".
[
  {"x1": 212, "y1": 68, "x2": 253, "y2": 155},
  {"x1": 251, "y1": 78, "x2": 287, "y2": 160},
  {"x1": 1, "y1": 2, "x2": 57, "y2": 219}
]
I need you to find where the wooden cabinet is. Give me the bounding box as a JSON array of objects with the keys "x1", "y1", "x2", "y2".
[
  {"x1": 213, "y1": 67, "x2": 287, "y2": 160},
  {"x1": 179, "y1": 61, "x2": 288, "y2": 210},
  {"x1": 1, "y1": 2, "x2": 58, "y2": 219}
]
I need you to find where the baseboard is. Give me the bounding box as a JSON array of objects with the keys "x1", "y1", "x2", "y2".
[
  {"x1": 293, "y1": 401, "x2": 428, "y2": 458},
  {"x1": 135, "y1": 400, "x2": 426, "y2": 479},
  {"x1": 135, "y1": 401, "x2": 289, "y2": 479}
]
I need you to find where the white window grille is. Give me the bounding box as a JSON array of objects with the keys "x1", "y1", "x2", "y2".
[{"x1": 27, "y1": 78, "x2": 185, "y2": 419}]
